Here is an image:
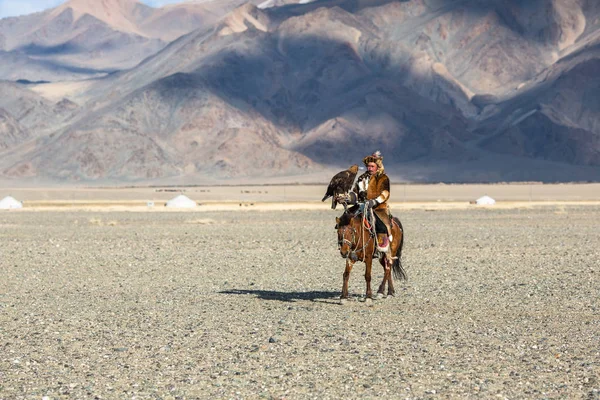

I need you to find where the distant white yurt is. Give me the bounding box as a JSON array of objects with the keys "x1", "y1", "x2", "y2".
[
  {"x1": 0, "y1": 196, "x2": 23, "y2": 209},
  {"x1": 475, "y1": 195, "x2": 496, "y2": 205},
  {"x1": 165, "y1": 194, "x2": 196, "y2": 208}
]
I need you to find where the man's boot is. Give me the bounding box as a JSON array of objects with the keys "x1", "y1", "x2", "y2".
[{"x1": 376, "y1": 233, "x2": 390, "y2": 252}]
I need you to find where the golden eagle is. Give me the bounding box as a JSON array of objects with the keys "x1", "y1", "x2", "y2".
[{"x1": 321, "y1": 164, "x2": 359, "y2": 209}]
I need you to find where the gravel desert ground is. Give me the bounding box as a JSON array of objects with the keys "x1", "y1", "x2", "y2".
[{"x1": 1, "y1": 200, "x2": 599, "y2": 399}]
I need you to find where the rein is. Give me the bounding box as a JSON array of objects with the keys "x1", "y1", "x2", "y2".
[{"x1": 339, "y1": 211, "x2": 374, "y2": 259}]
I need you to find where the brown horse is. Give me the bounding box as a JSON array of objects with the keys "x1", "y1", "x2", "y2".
[{"x1": 335, "y1": 205, "x2": 406, "y2": 301}]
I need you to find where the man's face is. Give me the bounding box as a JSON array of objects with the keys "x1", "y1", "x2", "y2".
[{"x1": 367, "y1": 162, "x2": 378, "y2": 175}]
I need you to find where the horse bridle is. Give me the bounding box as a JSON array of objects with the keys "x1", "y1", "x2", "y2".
[
  {"x1": 338, "y1": 225, "x2": 357, "y2": 250},
  {"x1": 338, "y1": 212, "x2": 373, "y2": 254}
]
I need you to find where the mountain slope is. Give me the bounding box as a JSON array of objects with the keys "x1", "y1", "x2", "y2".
[
  {"x1": 0, "y1": 108, "x2": 29, "y2": 151},
  {"x1": 0, "y1": 0, "x2": 262, "y2": 82},
  {"x1": 1, "y1": 0, "x2": 600, "y2": 183}
]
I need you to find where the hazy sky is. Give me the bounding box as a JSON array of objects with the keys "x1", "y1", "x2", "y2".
[{"x1": 0, "y1": 0, "x2": 185, "y2": 18}]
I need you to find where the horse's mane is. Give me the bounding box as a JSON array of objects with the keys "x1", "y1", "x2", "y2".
[{"x1": 338, "y1": 205, "x2": 361, "y2": 227}]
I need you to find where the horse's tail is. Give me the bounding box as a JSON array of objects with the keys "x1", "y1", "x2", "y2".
[{"x1": 392, "y1": 217, "x2": 407, "y2": 281}]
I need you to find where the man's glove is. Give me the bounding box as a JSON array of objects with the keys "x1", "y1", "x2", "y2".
[
  {"x1": 337, "y1": 192, "x2": 359, "y2": 205},
  {"x1": 366, "y1": 199, "x2": 379, "y2": 208},
  {"x1": 345, "y1": 192, "x2": 358, "y2": 205}
]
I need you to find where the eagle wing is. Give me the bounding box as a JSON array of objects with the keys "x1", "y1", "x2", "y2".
[{"x1": 322, "y1": 165, "x2": 359, "y2": 209}]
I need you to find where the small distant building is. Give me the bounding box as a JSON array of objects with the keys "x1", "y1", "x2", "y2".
[
  {"x1": 165, "y1": 194, "x2": 196, "y2": 208},
  {"x1": 0, "y1": 196, "x2": 23, "y2": 209},
  {"x1": 475, "y1": 195, "x2": 496, "y2": 205}
]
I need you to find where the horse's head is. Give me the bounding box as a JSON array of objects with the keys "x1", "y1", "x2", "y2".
[{"x1": 336, "y1": 212, "x2": 359, "y2": 261}]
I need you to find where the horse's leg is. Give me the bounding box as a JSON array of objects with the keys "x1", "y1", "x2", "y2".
[
  {"x1": 341, "y1": 259, "x2": 354, "y2": 299},
  {"x1": 377, "y1": 256, "x2": 387, "y2": 297},
  {"x1": 378, "y1": 252, "x2": 393, "y2": 297},
  {"x1": 386, "y1": 225, "x2": 402, "y2": 297},
  {"x1": 365, "y1": 254, "x2": 373, "y2": 299},
  {"x1": 385, "y1": 253, "x2": 395, "y2": 297}
]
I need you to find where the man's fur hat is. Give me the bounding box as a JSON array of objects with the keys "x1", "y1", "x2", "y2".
[{"x1": 363, "y1": 150, "x2": 384, "y2": 175}]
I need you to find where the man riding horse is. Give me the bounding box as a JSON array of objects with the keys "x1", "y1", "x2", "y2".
[{"x1": 338, "y1": 150, "x2": 393, "y2": 253}]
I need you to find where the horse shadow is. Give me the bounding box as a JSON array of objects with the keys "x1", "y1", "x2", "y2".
[{"x1": 219, "y1": 289, "x2": 339, "y2": 303}]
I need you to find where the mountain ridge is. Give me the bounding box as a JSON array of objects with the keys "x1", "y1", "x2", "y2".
[{"x1": 0, "y1": 0, "x2": 599, "y2": 184}]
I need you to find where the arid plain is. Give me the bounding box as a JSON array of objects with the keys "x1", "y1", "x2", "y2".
[
  {"x1": 1, "y1": 184, "x2": 599, "y2": 399},
  {"x1": 4, "y1": 183, "x2": 600, "y2": 209}
]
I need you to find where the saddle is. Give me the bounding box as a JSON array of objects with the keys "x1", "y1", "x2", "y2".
[
  {"x1": 359, "y1": 204, "x2": 393, "y2": 253},
  {"x1": 341, "y1": 205, "x2": 398, "y2": 256}
]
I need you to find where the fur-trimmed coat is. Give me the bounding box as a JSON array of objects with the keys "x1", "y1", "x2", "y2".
[{"x1": 353, "y1": 171, "x2": 392, "y2": 233}]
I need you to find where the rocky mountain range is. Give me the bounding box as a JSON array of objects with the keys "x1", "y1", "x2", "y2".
[
  {"x1": 1, "y1": 0, "x2": 599, "y2": 184},
  {"x1": 0, "y1": 0, "x2": 262, "y2": 81}
]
